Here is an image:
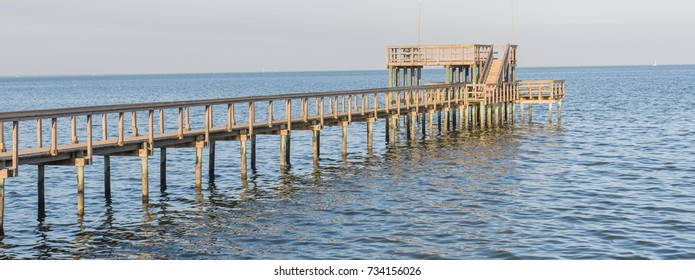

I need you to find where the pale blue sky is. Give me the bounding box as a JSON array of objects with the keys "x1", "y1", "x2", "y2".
[{"x1": 1, "y1": 0, "x2": 693, "y2": 75}]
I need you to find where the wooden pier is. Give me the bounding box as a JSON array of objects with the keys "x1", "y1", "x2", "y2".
[{"x1": 0, "y1": 43, "x2": 563, "y2": 236}]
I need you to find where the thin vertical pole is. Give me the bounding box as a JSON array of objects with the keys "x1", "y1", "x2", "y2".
[
  {"x1": 240, "y1": 135, "x2": 248, "y2": 180},
  {"x1": 104, "y1": 156, "x2": 111, "y2": 199},
  {"x1": 367, "y1": 119, "x2": 374, "y2": 151},
  {"x1": 250, "y1": 134, "x2": 256, "y2": 170},
  {"x1": 280, "y1": 132, "x2": 287, "y2": 169},
  {"x1": 140, "y1": 143, "x2": 149, "y2": 203},
  {"x1": 341, "y1": 123, "x2": 348, "y2": 160},
  {"x1": 38, "y1": 165, "x2": 45, "y2": 218},
  {"x1": 76, "y1": 158, "x2": 85, "y2": 217},
  {"x1": 0, "y1": 177, "x2": 4, "y2": 237},
  {"x1": 312, "y1": 128, "x2": 320, "y2": 164},
  {"x1": 195, "y1": 141, "x2": 203, "y2": 189},
  {"x1": 520, "y1": 103, "x2": 525, "y2": 123},
  {"x1": 557, "y1": 101, "x2": 562, "y2": 122},
  {"x1": 208, "y1": 141, "x2": 215, "y2": 181},
  {"x1": 548, "y1": 103, "x2": 553, "y2": 124},
  {"x1": 160, "y1": 148, "x2": 166, "y2": 191},
  {"x1": 529, "y1": 104, "x2": 533, "y2": 123}
]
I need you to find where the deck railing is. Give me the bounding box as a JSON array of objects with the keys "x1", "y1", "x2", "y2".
[
  {"x1": 0, "y1": 83, "x2": 509, "y2": 177},
  {"x1": 518, "y1": 80, "x2": 565, "y2": 101}
]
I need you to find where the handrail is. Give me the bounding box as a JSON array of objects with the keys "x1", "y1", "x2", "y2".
[
  {"x1": 0, "y1": 84, "x2": 465, "y2": 122},
  {"x1": 477, "y1": 44, "x2": 495, "y2": 83},
  {"x1": 496, "y1": 44, "x2": 511, "y2": 84}
]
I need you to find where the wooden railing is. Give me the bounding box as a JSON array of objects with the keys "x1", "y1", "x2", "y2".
[
  {"x1": 517, "y1": 80, "x2": 565, "y2": 101},
  {"x1": 386, "y1": 44, "x2": 492, "y2": 67},
  {"x1": 1, "y1": 83, "x2": 520, "y2": 177}
]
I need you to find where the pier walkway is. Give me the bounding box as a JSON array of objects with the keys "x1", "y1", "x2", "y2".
[{"x1": 0, "y1": 43, "x2": 564, "y2": 236}]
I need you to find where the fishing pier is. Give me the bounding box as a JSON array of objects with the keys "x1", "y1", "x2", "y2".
[{"x1": 0, "y1": 44, "x2": 564, "y2": 236}]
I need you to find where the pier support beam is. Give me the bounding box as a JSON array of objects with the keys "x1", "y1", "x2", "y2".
[
  {"x1": 208, "y1": 141, "x2": 215, "y2": 181},
  {"x1": 195, "y1": 141, "x2": 204, "y2": 188},
  {"x1": 548, "y1": 103, "x2": 553, "y2": 124},
  {"x1": 0, "y1": 176, "x2": 4, "y2": 236},
  {"x1": 479, "y1": 104, "x2": 485, "y2": 129},
  {"x1": 529, "y1": 104, "x2": 533, "y2": 123},
  {"x1": 38, "y1": 165, "x2": 45, "y2": 218},
  {"x1": 443, "y1": 107, "x2": 450, "y2": 132},
  {"x1": 520, "y1": 104, "x2": 525, "y2": 124},
  {"x1": 428, "y1": 109, "x2": 434, "y2": 137},
  {"x1": 140, "y1": 143, "x2": 149, "y2": 203},
  {"x1": 76, "y1": 158, "x2": 85, "y2": 217},
  {"x1": 367, "y1": 118, "x2": 375, "y2": 152},
  {"x1": 280, "y1": 130, "x2": 290, "y2": 169},
  {"x1": 409, "y1": 111, "x2": 417, "y2": 140},
  {"x1": 558, "y1": 101, "x2": 562, "y2": 122},
  {"x1": 160, "y1": 148, "x2": 166, "y2": 191},
  {"x1": 340, "y1": 121, "x2": 348, "y2": 160},
  {"x1": 104, "y1": 156, "x2": 111, "y2": 199},
  {"x1": 240, "y1": 135, "x2": 248, "y2": 180},
  {"x1": 250, "y1": 135, "x2": 256, "y2": 170},
  {"x1": 312, "y1": 126, "x2": 321, "y2": 164}
]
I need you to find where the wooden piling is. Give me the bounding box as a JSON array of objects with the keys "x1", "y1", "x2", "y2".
[
  {"x1": 367, "y1": 118, "x2": 374, "y2": 152},
  {"x1": 548, "y1": 103, "x2": 553, "y2": 124},
  {"x1": 240, "y1": 135, "x2": 248, "y2": 180},
  {"x1": 520, "y1": 103, "x2": 525, "y2": 124},
  {"x1": 280, "y1": 130, "x2": 289, "y2": 169},
  {"x1": 341, "y1": 122, "x2": 348, "y2": 159},
  {"x1": 76, "y1": 158, "x2": 85, "y2": 216},
  {"x1": 529, "y1": 104, "x2": 533, "y2": 122},
  {"x1": 103, "y1": 156, "x2": 111, "y2": 199},
  {"x1": 160, "y1": 148, "x2": 166, "y2": 191},
  {"x1": 0, "y1": 177, "x2": 4, "y2": 236},
  {"x1": 557, "y1": 101, "x2": 562, "y2": 122},
  {"x1": 38, "y1": 164, "x2": 45, "y2": 218},
  {"x1": 409, "y1": 111, "x2": 417, "y2": 140},
  {"x1": 428, "y1": 110, "x2": 434, "y2": 137},
  {"x1": 312, "y1": 126, "x2": 320, "y2": 163},
  {"x1": 208, "y1": 141, "x2": 215, "y2": 180},
  {"x1": 140, "y1": 143, "x2": 149, "y2": 203},
  {"x1": 250, "y1": 134, "x2": 256, "y2": 170},
  {"x1": 195, "y1": 141, "x2": 203, "y2": 188}
]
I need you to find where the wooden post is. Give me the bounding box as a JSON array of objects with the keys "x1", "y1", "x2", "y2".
[
  {"x1": 38, "y1": 164, "x2": 45, "y2": 218},
  {"x1": 240, "y1": 135, "x2": 248, "y2": 180},
  {"x1": 140, "y1": 143, "x2": 149, "y2": 203},
  {"x1": 487, "y1": 104, "x2": 492, "y2": 129},
  {"x1": 464, "y1": 105, "x2": 469, "y2": 130},
  {"x1": 280, "y1": 130, "x2": 288, "y2": 169},
  {"x1": 285, "y1": 131, "x2": 291, "y2": 166},
  {"x1": 428, "y1": 110, "x2": 434, "y2": 137},
  {"x1": 250, "y1": 134, "x2": 256, "y2": 170},
  {"x1": 76, "y1": 158, "x2": 85, "y2": 216},
  {"x1": 389, "y1": 115, "x2": 396, "y2": 145},
  {"x1": 388, "y1": 67, "x2": 393, "y2": 87},
  {"x1": 312, "y1": 126, "x2": 320, "y2": 164},
  {"x1": 367, "y1": 118, "x2": 374, "y2": 152},
  {"x1": 195, "y1": 141, "x2": 203, "y2": 189},
  {"x1": 409, "y1": 111, "x2": 417, "y2": 140},
  {"x1": 104, "y1": 156, "x2": 111, "y2": 199},
  {"x1": 208, "y1": 141, "x2": 215, "y2": 181},
  {"x1": 437, "y1": 110, "x2": 442, "y2": 133},
  {"x1": 0, "y1": 176, "x2": 4, "y2": 236},
  {"x1": 557, "y1": 101, "x2": 562, "y2": 122},
  {"x1": 529, "y1": 104, "x2": 533, "y2": 123},
  {"x1": 548, "y1": 103, "x2": 553, "y2": 124},
  {"x1": 160, "y1": 148, "x2": 166, "y2": 191},
  {"x1": 443, "y1": 107, "x2": 450, "y2": 132},
  {"x1": 385, "y1": 115, "x2": 390, "y2": 143},
  {"x1": 520, "y1": 103, "x2": 525, "y2": 124},
  {"x1": 341, "y1": 122, "x2": 348, "y2": 160},
  {"x1": 479, "y1": 104, "x2": 485, "y2": 129}
]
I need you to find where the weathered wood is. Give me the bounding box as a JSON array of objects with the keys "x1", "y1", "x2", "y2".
[
  {"x1": 104, "y1": 155, "x2": 111, "y2": 199},
  {"x1": 312, "y1": 127, "x2": 320, "y2": 164},
  {"x1": 208, "y1": 140, "x2": 215, "y2": 180},
  {"x1": 0, "y1": 177, "x2": 4, "y2": 236},
  {"x1": 557, "y1": 101, "x2": 562, "y2": 122},
  {"x1": 280, "y1": 130, "x2": 288, "y2": 169},
  {"x1": 250, "y1": 134, "x2": 256, "y2": 170},
  {"x1": 38, "y1": 164, "x2": 45, "y2": 218},
  {"x1": 367, "y1": 118, "x2": 374, "y2": 152},
  {"x1": 76, "y1": 158, "x2": 85, "y2": 216},
  {"x1": 195, "y1": 141, "x2": 203, "y2": 189},
  {"x1": 341, "y1": 122, "x2": 348, "y2": 160},
  {"x1": 240, "y1": 135, "x2": 247, "y2": 180},
  {"x1": 140, "y1": 143, "x2": 149, "y2": 203},
  {"x1": 160, "y1": 148, "x2": 166, "y2": 191}
]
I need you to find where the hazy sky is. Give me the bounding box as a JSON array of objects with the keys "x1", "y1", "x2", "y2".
[{"x1": 1, "y1": 0, "x2": 693, "y2": 76}]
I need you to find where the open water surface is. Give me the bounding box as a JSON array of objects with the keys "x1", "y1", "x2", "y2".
[{"x1": 1, "y1": 66, "x2": 694, "y2": 259}]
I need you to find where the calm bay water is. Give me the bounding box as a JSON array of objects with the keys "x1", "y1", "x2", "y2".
[{"x1": 1, "y1": 66, "x2": 694, "y2": 259}]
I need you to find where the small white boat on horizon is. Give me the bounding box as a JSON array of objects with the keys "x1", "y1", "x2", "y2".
[{"x1": 652, "y1": 60, "x2": 657, "y2": 67}]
